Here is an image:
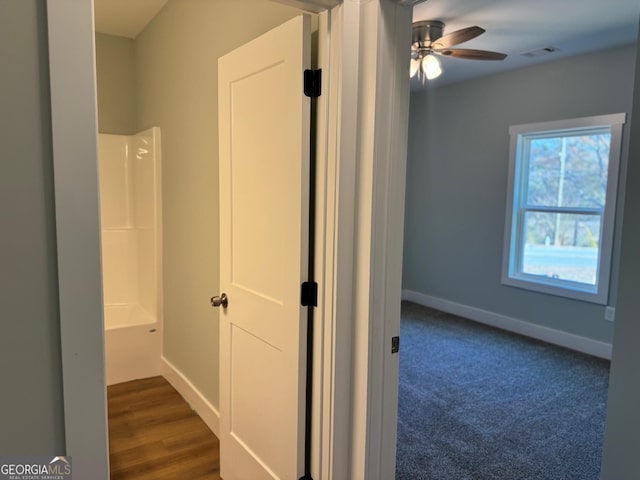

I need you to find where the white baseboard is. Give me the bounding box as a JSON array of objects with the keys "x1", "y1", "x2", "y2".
[
  {"x1": 402, "y1": 289, "x2": 612, "y2": 360},
  {"x1": 161, "y1": 356, "x2": 220, "y2": 437}
]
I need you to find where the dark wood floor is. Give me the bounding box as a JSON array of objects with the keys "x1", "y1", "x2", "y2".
[{"x1": 107, "y1": 376, "x2": 221, "y2": 480}]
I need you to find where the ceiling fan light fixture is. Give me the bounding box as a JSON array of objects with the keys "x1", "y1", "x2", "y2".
[
  {"x1": 410, "y1": 20, "x2": 506, "y2": 83},
  {"x1": 423, "y1": 54, "x2": 442, "y2": 80},
  {"x1": 410, "y1": 57, "x2": 420, "y2": 78},
  {"x1": 410, "y1": 52, "x2": 442, "y2": 82}
]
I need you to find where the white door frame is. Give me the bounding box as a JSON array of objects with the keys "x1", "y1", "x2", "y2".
[
  {"x1": 46, "y1": 0, "x2": 413, "y2": 478},
  {"x1": 312, "y1": 3, "x2": 412, "y2": 479}
]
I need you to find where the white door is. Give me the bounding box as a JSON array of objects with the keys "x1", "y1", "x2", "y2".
[{"x1": 217, "y1": 15, "x2": 311, "y2": 480}]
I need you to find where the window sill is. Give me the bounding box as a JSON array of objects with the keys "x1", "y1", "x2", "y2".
[{"x1": 501, "y1": 273, "x2": 608, "y2": 305}]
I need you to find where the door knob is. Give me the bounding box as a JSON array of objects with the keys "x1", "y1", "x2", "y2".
[{"x1": 211, "y1": 293, "x2": 228, "y2": 308}]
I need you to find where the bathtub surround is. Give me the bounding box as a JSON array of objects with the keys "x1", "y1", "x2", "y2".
[{"x1": 99, "y1": 128, "x2": 163, "y2": 385}]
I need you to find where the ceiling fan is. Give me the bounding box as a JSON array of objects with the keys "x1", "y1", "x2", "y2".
[{"x1": 411, "y1": 20, "x2": 507, "y2": 82}]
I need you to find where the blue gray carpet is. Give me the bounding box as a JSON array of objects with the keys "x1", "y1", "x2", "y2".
[{"x1": 396, "y1": 302, "x2": 610, "y2": 480}]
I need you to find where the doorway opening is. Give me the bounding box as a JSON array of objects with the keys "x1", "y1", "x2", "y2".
[
  {"x1": 396, "y1": 1, "x2": 638, "y2": 477},
  {"x1": 93, "y1": 1, "x2": 315, "y2": 477}
]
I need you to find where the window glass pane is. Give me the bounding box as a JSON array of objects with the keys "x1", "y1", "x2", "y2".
[
  {"x1": 526, "y1": 131, "x2": 610, "y2": 209},
  {"x1": 521, "y1": 212, "x2": 601, "y2": 285}
]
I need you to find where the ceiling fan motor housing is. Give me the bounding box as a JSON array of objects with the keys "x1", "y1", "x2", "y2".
[{"x1": 412, "y1": 20, "x2": 445, "y2": 46}]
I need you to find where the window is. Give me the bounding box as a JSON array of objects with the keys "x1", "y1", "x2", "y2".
[{"x1": 502, "y1": 113, "x2": 625, "y2": 304}]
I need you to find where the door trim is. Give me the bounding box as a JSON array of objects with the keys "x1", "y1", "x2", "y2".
[
  {"x1": 329, "y1": 2, "x2": 412, "y2": 478},
  {"x1": 46, "y1": 1, "x2": 110, "y2": 478}
]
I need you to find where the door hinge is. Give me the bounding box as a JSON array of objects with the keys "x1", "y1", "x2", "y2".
[
  {"x1": 304, "y1": 69, "x2": 322, "y2": 98},
  {"x1": 301, "y1": 281, "x2": 318, "y2": 307},
  {"x1": 392, "y1": 336, "x2": 400, "y2": 354}
]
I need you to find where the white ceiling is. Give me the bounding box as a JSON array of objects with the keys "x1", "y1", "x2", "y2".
[
  {"x1": 94, "y1": 0, "x2": 168, "y2": 39},
  {"x1": 412, "y1": 0, "x2": 640, "y2": 89}
]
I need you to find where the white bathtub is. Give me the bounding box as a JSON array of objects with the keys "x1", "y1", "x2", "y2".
[{"x1": 104, "y1": 304, "x2": 161, "y2": 385}]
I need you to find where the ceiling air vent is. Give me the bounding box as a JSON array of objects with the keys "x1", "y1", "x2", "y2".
[{"x1": 521, "y1": 46, "x2": 560, "y2": 58}]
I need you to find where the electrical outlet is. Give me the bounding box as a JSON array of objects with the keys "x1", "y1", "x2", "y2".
[{"x1": 604, "y1": 306, "x2": 615, "y2": 322}]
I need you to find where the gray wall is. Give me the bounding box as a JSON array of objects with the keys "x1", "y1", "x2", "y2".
[
  {"x1": 0, "y1": 0, "x2": 65, "y2": 454},
  {"x1": 600, "y1": 37, "x2": 640, "y2": 480},
  {"x1": 403, "y1": 45, "x2": 637, "y2": 344},
  {"x1": 95, "y1": 33, "x2": 136, "y2": 134}
]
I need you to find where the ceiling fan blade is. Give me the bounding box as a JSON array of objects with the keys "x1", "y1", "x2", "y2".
[
  {"x1": 437, "y1": 48, "x2": 507, "y2": 60},
  {"x1": 432, "y1": 26, "x2": 485, "y2": 49}
]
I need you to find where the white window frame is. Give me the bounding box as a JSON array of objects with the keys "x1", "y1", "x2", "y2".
[{"x1": 502, "y1": 113, "x2": 626, "y2": 305}]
